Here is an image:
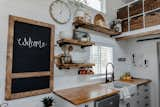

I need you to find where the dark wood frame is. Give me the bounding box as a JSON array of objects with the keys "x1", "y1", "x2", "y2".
[{"x1": 5, "y1": 15, "x2": 54, "y2": 100}]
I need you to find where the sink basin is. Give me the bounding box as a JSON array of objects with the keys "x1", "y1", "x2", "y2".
[
  {"x1": 105, "y1": 81, "x2": 132, "y2": 89},
  {"x1": 113, "y1": 81, "x2": 132, "y2": 88},
  {"x1": 105, "y1": 81, "x2": 137, "y2": 99}
]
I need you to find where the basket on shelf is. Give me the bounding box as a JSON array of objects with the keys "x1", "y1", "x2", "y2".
[
  {"x1": 117, "y1": 6, "x2": 128, "y2": 19},
  {"x1": 145, "y1": 12, "x2": 160, "y2": 27},
  {"x1": 130, "y1": 16, "x2": 143, "y2": 31},
  {"x1": 129, "y1": 0, "x2": 143, "y2": 16},
  {"x1": 144, "y1": 0, "x2": 160, "y2": 12},
  {"x1": 122, "y1": 20, "x2": 128, "y2": 32}
]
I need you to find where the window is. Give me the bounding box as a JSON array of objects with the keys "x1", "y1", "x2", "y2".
[
  {"x1": 78, "y1": 0, "x2": 106, "y2": 12},
  {"x1": 90, "y1": 46, "x2": 113, "y2": 75}
]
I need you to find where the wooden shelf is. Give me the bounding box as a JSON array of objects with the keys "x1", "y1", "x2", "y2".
[
  {"x1": 56, "y1": 63, "x2": 95, "y2": 69},
  {"x1": 57, "y1": 38, "x2": 95, "y2": 47},
  {"x1": 73, "y1": 21, "x2": 121, "y2": 36},
  {"x1": 116, "y1": 29, "x2": 160, "y2": 41}
]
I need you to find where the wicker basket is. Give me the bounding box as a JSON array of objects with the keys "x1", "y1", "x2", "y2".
[
  {"x1": 129, "y1": 0, "x2": 143, "y2": 16},
  {"x1": 117, "y1": 6, "x2": 128, "y2": 19},
  {"x1": 130, "y1": 16, "x2": 143, "y2": 31},
  {"x1": 144, "y1": 0, "x2": 160, "y2": 12},
  {"x1": 122, "y1": 20, "x2": 128, "y2": 32},
  {"x1": 145, "y1": 12, "x2": 160, "y2": 27}
]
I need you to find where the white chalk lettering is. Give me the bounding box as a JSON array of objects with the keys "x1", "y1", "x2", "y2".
[{"x1": 17, "y1": 36, "x2": 47, "y2": 48}]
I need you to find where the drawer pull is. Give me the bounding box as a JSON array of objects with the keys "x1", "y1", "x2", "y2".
[
  {"x1": 145, "y1": 103, "x2": 149, "y2": 107},
  {"x1": 131, "y1": 94, "x2": 135, "y2": 97},
  {"x1": 109, "y1": 101, "x2": 113, "y2": 105},
  {"x1": 144, "y1": 96, "x2": 149, "y2": 99},
  {"x1": 144, "y1": 89, "x2": 149, "y2": 92}
]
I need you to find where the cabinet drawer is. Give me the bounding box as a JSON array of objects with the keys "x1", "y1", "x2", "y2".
[
  {"x1": 95, "y1": 94, "x2": 120, "y2": 107},
  {"x1": 138, "y1": 84, "x2": 150, "y2": 93}
]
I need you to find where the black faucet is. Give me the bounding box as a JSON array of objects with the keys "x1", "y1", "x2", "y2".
[{"x1": 105, "y1": 63, "x2": 115, "y2": 83}]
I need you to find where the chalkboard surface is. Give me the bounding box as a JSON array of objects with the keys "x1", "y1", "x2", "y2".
[
  {"x1": 12, "y1": 76, "x2": 50, "y2": 93},
  {"x1": 5, "y1": 15, "x2": 54, "y2": 100},
  {"x1": 12, "y1": 21, "x2": 51, "y2": 73}
]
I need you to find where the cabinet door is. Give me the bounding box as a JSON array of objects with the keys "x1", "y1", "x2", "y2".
[
  {"x1": 95, "y1": 95, "x2": 120, "y2": 107},
  {"x1": 96, "y1": 100, "x2": 114, "y2": 107}
]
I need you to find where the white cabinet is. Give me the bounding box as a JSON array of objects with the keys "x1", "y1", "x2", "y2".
[
  {"x1": 137, "y1": 84, "x2": 151, "y2": 107},
  {"x1": 119, "y1": 83, "x2": 151, "y2": 107}
]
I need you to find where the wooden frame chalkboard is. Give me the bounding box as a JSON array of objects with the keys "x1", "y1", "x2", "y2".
[{"x1": 5, "y1": 15, "x2": 54, "y2": 100}]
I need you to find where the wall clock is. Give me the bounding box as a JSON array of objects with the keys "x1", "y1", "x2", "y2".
[{"x1": 49, "y1": 0, "x2": 71, "y2": 24}]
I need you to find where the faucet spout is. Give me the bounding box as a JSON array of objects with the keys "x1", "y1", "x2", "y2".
[{"x1": 105, "y1": 63, "x2": 114, "y2": 83}]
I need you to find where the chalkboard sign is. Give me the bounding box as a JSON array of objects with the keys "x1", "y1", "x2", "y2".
[
  {"x1": 5, "y1": 15, "x2": 54, "y2": 100},
  {"x1": 13, "y1": 21, "x2": 51, "y2": 73},
  {"x1": 12, "y1": 76, "x2": 50, "y2": 93}
]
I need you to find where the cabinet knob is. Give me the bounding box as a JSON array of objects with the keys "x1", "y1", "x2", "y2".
[
  {"x1": 144, "y1": 89, "x2": 149, "y2": 92},
  {"x1": 109, "y1": 101, "x2": 113, "y2": 105},
  {"x1": 145, "y1": 103, "x2": 149, "y2": 107}
]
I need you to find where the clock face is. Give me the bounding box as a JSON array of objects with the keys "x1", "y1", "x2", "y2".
[{"x1": 49, "y1": 0, "x2": 71, "y2": 24}]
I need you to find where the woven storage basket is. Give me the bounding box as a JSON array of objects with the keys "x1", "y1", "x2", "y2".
[
  {"x1": 130, "y1": 16, "x2": 143, "y2": 30},
  {"x1": 144, "y1": 0, "x2": 160, "y2": 12},
  {"x1": 129, "y1": 0, "x2": 143, "y2": 16},
  {"x1": 117, "y1": 6, "x2": 128, "y2": 19},
  {"x1": 145, "y1": 12, "x2": 160, "y2": 27},
  {"x1": 122, "y1": 20, "x2": 128, "y2": 32}
]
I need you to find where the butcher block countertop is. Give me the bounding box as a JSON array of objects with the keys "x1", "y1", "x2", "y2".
[
  {"x1": 53, "y1": 78, "x2": 151, "y2": 105},
  {"x1": 119, "y1": 78, "x2": 151, "y2": 86},
  {"x1": 54, "y1": 84, "x2": 119, "y2": 105}
]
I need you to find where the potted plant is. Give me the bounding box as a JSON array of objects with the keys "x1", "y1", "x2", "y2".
[{"x1": 42, "y1": 97, "x2": 55, "y2": 107}]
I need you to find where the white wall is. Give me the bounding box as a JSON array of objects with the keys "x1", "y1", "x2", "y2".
[
  {"x1": 0, "y1": 0, "x2": 127, "y2": 107},
  {"x1": 106, "y1": 0, "x2": 125, "y2": 23},
  {"x1": 125, "y1": 36, "x2": 160, "y2": 107}
]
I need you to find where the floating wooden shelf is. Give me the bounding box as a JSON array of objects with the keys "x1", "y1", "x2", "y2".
[
  {"x1": 56, "y1": 63, "x2": 95, "y2": 69},
  {"x1": 57, "y1": 38, "x2": 95, "y2": 48},
  {"x1": 73, "y1": 21, "x2": 121, "y2": 36}
]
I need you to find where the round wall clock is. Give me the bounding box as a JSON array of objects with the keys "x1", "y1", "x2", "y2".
[{"x1": 49, "y1": 0, "x2": 71, "y2": 24}]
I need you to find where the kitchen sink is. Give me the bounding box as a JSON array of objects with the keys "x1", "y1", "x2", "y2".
[
  {"x1": 113, "y1": 81, "x2": 131, "y2": 88},
  {"x1": 105, "y1": 81, "x2": 132, "y2": 89},
  {"x1": 105, "y1": 81, "x2": 137, "y2": 99}
]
